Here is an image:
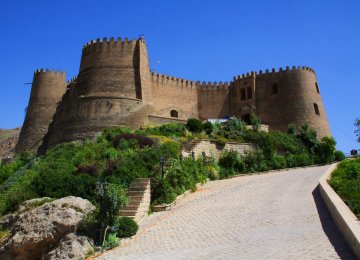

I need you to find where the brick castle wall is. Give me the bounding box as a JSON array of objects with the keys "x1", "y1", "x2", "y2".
[{"x1": 16, "y1": 36, "x2": 332, "y2": 154}]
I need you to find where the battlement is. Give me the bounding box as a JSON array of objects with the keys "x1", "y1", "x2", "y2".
[
  {"x1": 67, "y1": 75, "x2": 78, "y2": 84},
  {"x1": 34, "y1": 68, "x2": 65, "y2": 76},
  {"x1": 195, "y1": 81, "x2": 231, "y2": 90},
  {"x1": 151, "y1": 72, "x2": 196, "y2": 88},
  {"x1": 82, "y1": 37, "x2": 141, "y2": 54},
  {"x1": 151, "y1": 72, "x2": 232, "y2": 90},
  {"x1": 232, "y1": 66, "x2": 315, "y2": 81}
]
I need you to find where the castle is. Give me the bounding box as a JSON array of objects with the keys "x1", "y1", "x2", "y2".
[{"x1": 15, "y1": 36, "x2": 331, "y2": 154}]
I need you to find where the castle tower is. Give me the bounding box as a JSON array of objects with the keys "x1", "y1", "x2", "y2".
[
  {"x1": 15, "y1": 69, "x2": 66, "y2": 153},
  {"x1": 255, "y1": 66, "x2": 331, "y2": 138},
  {"x1": 46, "y1": 37, "x2": 154, "y2": 148}
]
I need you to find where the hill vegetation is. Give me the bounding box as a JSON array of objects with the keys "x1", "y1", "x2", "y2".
[{"x1": 0, "y1": 117, "x2": 343, "y2": 218}]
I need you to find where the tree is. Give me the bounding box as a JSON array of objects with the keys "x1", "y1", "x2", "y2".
[{"x1": 355, "y1": 118, "x2": 360, "y2": 143}]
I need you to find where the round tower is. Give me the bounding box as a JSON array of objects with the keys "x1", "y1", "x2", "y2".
[
  {"x1": 16, "y1": 69, "x2": 66, "y2": 153},
  {"x1": 255, "y1": 66, "x2": 331, "y2": 138},
  {"x1": 46, "y1": 37, "x2": 154, "y2": 148}
]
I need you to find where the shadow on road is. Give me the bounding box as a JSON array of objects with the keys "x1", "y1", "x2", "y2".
[{"x1": 312, "y1": 186, "x2": 355, "y2": 260}]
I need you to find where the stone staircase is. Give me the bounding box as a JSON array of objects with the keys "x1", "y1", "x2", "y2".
[{"x1": 119, "y1": 178, "x2": 150, "y2": 223}]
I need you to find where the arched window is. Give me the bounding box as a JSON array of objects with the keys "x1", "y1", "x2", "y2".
[
  {"x1": 313, "y1": 103, "x2": 320, "y2": 115},
  {"x1": 170, "y1": 110, "x2": 178, "y2": 118}
]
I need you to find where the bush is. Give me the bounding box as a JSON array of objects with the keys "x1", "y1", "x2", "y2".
[
  {"x1": 207, "y1": 165, "x2": 219, "y2": 180},
  {"x1": 202, "y1": 121, "x2": 213, "y2": 135},
  {"x1": 329, "y1": 158, "x2": 360, "y2": 218},
  {"x1": 115, "y1": 217, "x2": 139, "y2": 238},
  {"x1": 186, "y1": 118, "x2": 203, "y2": 133},
  {"x1": 78, "y1": 210, "x2": 99, "y2": 241},
  {"x1": 316, "y1": 136, "x2": 336, "y2": 164},
  {"x1": 103, "y1": 233, "x2": 119, "y2": 250},
  {"x1": 334, "y1": 150, "x2": 345, "y2": 161},
  {"x1": 218, "y1": 150, "x2": 245, "y2": 177}
]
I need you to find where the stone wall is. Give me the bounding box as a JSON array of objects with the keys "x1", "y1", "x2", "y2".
[
  {"x1": 16, "y1": 70, "x2": 66, "y2": 153},
  {"x1": 182, "y1": 139, "x2": 255, "y2": 161},
  {"x1": 151, "y1": 73, "x2": 199, "y2": 120}
]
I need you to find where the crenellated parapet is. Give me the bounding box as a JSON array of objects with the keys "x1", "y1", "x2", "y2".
[
  {"x1": 151, "y1": 72, "x2": 232, "y2": 91},
  {"x1": 151, "y1": 72, "x2": 196, "y2": 88},
  {"x1": 67, "y1": 75, "x2": 78, "y2": 84},
  {"x1": 34, "y1": 68, "x2": 65, "y2": 77},
  {"x1": 195, "y1": 81, "x2": 231, "y2": 90},
  {"x1": 82, "y1": 37, "x2": 139, "y2": 55}
]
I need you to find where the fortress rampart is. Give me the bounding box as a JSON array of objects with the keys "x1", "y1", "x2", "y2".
[
  {"x1": 16, "y1": 37, "x2": 331, "y2": 154},
  {"x1": 16, "y1": 70, "x2": 66, "y2": 153}
]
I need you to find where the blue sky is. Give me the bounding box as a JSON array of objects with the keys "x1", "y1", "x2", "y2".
[{"x1": 0, "y1": 0, "x2": 359, "y2": 153}]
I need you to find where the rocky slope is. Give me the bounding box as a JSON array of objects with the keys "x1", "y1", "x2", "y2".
[{"x1": 0, "y1": 128, "x2": 20, "y2": 159}]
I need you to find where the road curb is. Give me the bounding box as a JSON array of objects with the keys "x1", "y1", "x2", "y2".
[{"x1": 318, "y1": 163, "x2": 360, "y2": 258}]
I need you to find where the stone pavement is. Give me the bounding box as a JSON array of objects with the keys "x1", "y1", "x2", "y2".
[{"x1": 96, "y1": 165, "x2": 355, "y2": 259}]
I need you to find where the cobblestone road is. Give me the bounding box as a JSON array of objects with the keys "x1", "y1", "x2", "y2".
[{"x1": 96, "y1": 165, "x2": 355, "y2": 259}]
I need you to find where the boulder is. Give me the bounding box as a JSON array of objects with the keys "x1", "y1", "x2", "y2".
[
  {"x1": 44, "y1": 233, "x2": 94, "y2": 260},
  {"x1": 0, "y1": 196, "x2": 95, "y2": 260}
]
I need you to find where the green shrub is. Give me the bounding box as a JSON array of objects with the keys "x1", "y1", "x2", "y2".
[
  {"x1": 115, "y1": 217, "x2": 139, "y2": 238},
  {"x1": 250, "y1": 114, "x2": 261, "y2": 132},
  {"x1": 329, "y1": 158, "x2": 360, "y2": 218},
  {"x1": 104, "y1": 184, "x2": 128, "y2": 226},
  {"x1": 207, "y1": 165, "x2": 220, "y2": 180},
  {"x1": 202, "y1": 121, "x2": 213, "y2": 135},
  {"x1": 218, "y1": 150, "x2": 245, "y2": 177},
  {"x1": 78, "y1": 210, "x2": 99, "y2": 241},
  {"x1": 334, "y1": 150, "x2": 345, "y2": 161},
  {"x1": 186, "y1": 118, "x2": 203, "y2": 133},
  {"x1": 287, "y1": 123, "x2": 297, "y2": 135},
  {"x1": 103, "y1": 232, "x2": 119, "y2": 250},
  {"x1": 270, "y1": 155, "x2": 287, "y2": 169},
  {"x1": 316, "y1": 136, "x2": 336, "y2": 164}
]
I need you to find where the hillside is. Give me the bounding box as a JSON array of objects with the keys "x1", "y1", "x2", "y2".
[{"x1": 0, "y1": 128, "x2": 20, "y2": 159}]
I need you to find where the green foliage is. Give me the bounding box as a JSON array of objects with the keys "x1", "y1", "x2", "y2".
[
  {"x1": 329, "y1": 158, "x2": 360, "y2": 218},
  {"x1": 334, "y1": 150, "x2": 346, "y2": 161},
  {"x1": 250, "y1": 114, "x2": 261, "y2": 132},
  {"x1": 115, "y1": 217, "x2": 139, "y2": 238},
  {"x1": 138, "y1": 123, "x2": 186, "y2": 137},
  {"x1": 186, "y1": 118, "x2": 203, "y2": 133},
  {"x1": 218, "y1": 150, "x2": 245, "y2": 177},
  {"x1": 207, "y1": 165, "x2": 220, "y2": 180},
  {"x1": 298, "y1": 124, "x2": 319, "y2": 153},
  {"x1": 103, "y1": 184, "x2": 128, "y2": 226},
  {"x1": 78, "y1": 210, "x2": 99, "y2": 241},
  {"x1": 316, "y1": 136, "x2": 336, "y2": 164},
  {"x1": 151, "y1": 158, "x2": 207, "y2": 205},
  {"x1": 202, "y1": 121, "x2": 213, "y2": 135},
  {"x1": 287, "y1": 123, "x2": 297, "y2": 135},
  {"x1": 103, "y1": 232, "x2": 119, "y2": 250},
  {"x1": 355, "y1": 118, "x2": 360, "y2": 143}
]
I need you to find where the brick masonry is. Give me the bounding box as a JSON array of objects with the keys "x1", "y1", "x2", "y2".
[
  {"x1": 16, "y1": 37, "x2": 332, "y2": 154},
  {"x1": 182, "y1": 139, "x2": 255, "y2": 161}
]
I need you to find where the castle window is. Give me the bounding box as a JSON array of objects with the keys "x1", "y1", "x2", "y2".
[
  {"x1": 241, "y1": 88, "x2": 246, "y2": 100},
  {"x1": 170, "y1": 110, "x2": 178, "y2": 118},
  {"x1": 315, "y1": 82, "x2": 320, "y2": 94},
  {"x1": 272, "y1": 84, "x2": 278, "y2": 94},
  {"x1": 247, "y1": 87, "x2": 252, "y2": 99},
  {"x1": 313, "y1": 103, "x2": 320, "y2": 115}
]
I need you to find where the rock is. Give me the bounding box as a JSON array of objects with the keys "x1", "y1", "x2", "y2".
[
  {"x1": 0, "y1": 196, "x2": 95, "y2": 260},
  {"x1": 44, "y1": 233, "x2": 94, "y2": 260},
  {"x1": 17, "y1": 197, "x2": 53, "y2": 214}
]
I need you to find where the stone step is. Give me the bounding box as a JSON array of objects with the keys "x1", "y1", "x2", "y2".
[
  {"x1": 127, "y1": 191, "x2": 146, "y2": 196},
  {"x1": 119, "y1": 210, "x2": 137, "y2": 217},
  {"x1": 121, "y1": 205, "x2": 139, "y2": 211}
]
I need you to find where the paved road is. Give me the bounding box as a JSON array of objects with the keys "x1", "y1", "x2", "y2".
[{"x1": 96, "y1": 165, "x2": 355, "y2": 259}]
